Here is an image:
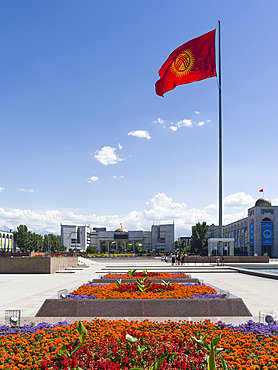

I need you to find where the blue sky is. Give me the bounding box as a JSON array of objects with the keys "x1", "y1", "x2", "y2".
[{"x1": 1, "y1": 1, "x2": 278, "y2": 236}]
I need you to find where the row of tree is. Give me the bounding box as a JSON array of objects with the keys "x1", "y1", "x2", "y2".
[{"x1": 13, "y1": 225, "x2": 66, "y2": 253}]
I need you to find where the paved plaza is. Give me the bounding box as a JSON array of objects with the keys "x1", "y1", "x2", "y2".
[{"x1": 1, "y1": 257, "x2": 278, "y2": 325}]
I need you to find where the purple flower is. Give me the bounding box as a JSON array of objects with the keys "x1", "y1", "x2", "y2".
[
  {"x1": 218, "y1": 320, "x2": 278, "y2": 336},
  {"x1": 0, "y1": 321, "x2": 70, "y2": 336},
  {"x1": 66, "y1": 294, "x2": 96, "y2": 299}
]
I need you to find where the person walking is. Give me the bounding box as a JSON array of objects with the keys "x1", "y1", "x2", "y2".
[
  {"x1": 171, "y1": 253, "x2": 175, "y2": 266},
  {"x1": 181, "y1": 253, "x2": 185, "y2": 265}
]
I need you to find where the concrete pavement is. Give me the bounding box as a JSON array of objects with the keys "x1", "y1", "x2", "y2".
[{"x1": 1, "y1": 257, "x2": 278, "y2": 325}]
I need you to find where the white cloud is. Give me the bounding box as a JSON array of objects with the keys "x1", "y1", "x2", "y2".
[
  {"x1": 94, "y1": 146, "x2": 124, "y2": 165},
  {"x1": 176, "y1": 119, "x2": 193, "y2": 128},
  {"x1": 144, "y1": 193, "x2": 187, "y2": 220},
  {"x1": 127, "y1": 130, "x2": 151, "y2": 140},
  {"x1": 0, "y1": 187, "x2": 4, "y2": 192},
  {"x1": 223, "y1": 192, "x2": 255, "y2": 208},
  {"x1": 153, "y1": 117, "x2": 165, "y2": 125},
  {"x1": 113, "y1": 176, "x2": 124, "y2": 180},
  {"x1": 118, "y1": 143, "x2": 123, "y2": 150},
  {"x1": 169, "y1": 117, "x2": 211, "y2": 131},
  {"x1": 18, "y1": 188, "x2": 34, "y2": 193},
  {"x1": 88, "y1": 176, "x2": 99, "y2": 183},
  {"x1": 0, "y1": 191, "x2": 259, "y2": 235},
  {"x1": 205, "y1": 192, "x2": 256, "y2": 225},
  {"x1": 153, "y1": 114, "x2": 211, "y2": 132}
]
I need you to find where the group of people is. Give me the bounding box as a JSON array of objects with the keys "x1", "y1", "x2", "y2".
[
  {"x1": 171, "y1": 253, "x2": 187, "y2": 266},
  {"x1": 216, "y1": 255, "x2": 225, "y2": 266}
]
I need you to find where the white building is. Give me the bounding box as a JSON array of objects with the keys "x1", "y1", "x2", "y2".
[
  {"x1": 0, "y1": 230, "x2": 14, "y2": 252},
  {"x1": 208, "y1": 197, "x2": 278, "y2": 257},
  {"x1": 60, "y1": 225, "x2": 91, "y2": 252},
  {"x1": 61, "y1": 223, "x2": 174, "y2": 253}
]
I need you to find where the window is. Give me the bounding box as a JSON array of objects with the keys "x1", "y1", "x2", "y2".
[{"x1": 261, "y1": 209, "x2": 274, "y2": 215}]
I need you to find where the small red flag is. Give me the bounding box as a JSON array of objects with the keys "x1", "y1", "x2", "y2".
[
  {"x1": 259, "y1": 189, "x2": 263, "y2": 192},
  {"x1": 155, "y1": 30, "x2": 217, "y2": 97}
]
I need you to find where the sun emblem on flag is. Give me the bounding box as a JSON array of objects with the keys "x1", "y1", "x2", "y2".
[{"x1": 170, "y1": 49, "x2": 195, "y2": 77}]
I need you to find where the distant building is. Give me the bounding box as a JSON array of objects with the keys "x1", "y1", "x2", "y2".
[
  {"x1": 178, "y1": 236, "x2": 191, "y2": 246},
  {"x1": 61, "y1": 225, "x2": 91, "y2": 252},
  {"x1": 0, "y1": 230, "x2": 14, "y2": 252},
  {"x1": 208, "y1": 197, "x2": 278, "y2": 257},
  {"x1": 61, "y1": 223, "x2": 174, "y2": 253}
]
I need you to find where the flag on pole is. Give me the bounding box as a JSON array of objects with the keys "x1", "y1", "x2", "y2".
[
  {"x1": 259, "y1": 189, "x2": 264, "y2": 192},
  {"x1": 155, "y1": 29, "x2": 217, "y2": 97}
]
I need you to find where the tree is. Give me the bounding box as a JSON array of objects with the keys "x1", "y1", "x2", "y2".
[
  {"x1": 13, "y1": 225, "x2": 32, "y2": 252},
  {"x1": 86, "y1": 246, "x2": 97, "y2": 254},
  {"x1": 190, "y1": 222, "x2": 209, "y2": 255}
]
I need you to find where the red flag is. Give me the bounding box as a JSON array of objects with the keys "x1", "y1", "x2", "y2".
[
  {"x1": 259, "y1": 189, "x2": 263, "y2": 192},
  {"x1": 155, "y1": 30, "x2": 217, "y2": 97}
]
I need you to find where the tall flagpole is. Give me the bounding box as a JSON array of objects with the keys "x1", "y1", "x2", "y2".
[{"x1": 218, "y1": 20, "x2": 223, "y2": 239}]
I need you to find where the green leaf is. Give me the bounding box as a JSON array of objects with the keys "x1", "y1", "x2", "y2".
[
  {"x1": 207, "y1": 345, "x2": 216, "y2": 370},
  {"x1": 126, "y1": 333, "x2": 139, "y2": 344},
  {"x1": 138, "y1": 286, "x2": 147, "y2": 292},
  {"x1": 59, "y1": 344, "x2": 69, "y2": 357},
  {"x1": 211, "y1": 335, "x2": 221, "y2": 349},
  {"x1": 191, "y1": 336, "x2": 210, "y2": 351},
  {"x1": 128, "y1": 268, "x2": 137, "y2": 276},
  {"x1": 200, "y1": 333, "x2": 208, "y2": 341},
  {"x1": 220, "y1": 356, "x2": 231, "y2": 370},
  {"x1": 161, "y1": 279, "x2": 170, "y2": 287},
  {"x1": 137, "y1": 345, "x2": 147, "y2": 354},
  {"x1": 129, "y1": 368, "x2": 144, "y2": 370},
  {"x1": 76, "y1": 321, "x2": 87, "y2": 344},
  {"x1": 149, "y1": 352, "x2": 168, "y2": 370},
  {"x1": 116, "y1": 279, "x2": 122, "y2": 288},
  {"x1": 71, "y1": 343, "x2": 85, "y2": 356}
]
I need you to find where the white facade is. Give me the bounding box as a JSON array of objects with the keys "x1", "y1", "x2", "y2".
[
  {"x1": 151, "y1": 224, "x2": 174, "y2": 252},
  {"x1": 60, "y1": 225, "x2": 90, "y2": 252},
  {"x1": 61, "y1": 224, "x2": 174, "y2": 253},
  {"x1": 0, "y1": 231, "x2": 14, "y2": 252}
]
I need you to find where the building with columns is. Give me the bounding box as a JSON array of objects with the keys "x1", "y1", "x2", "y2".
[
  {"x1": 0, "y1": 230, "x2": 14, "y2": 252},
  {"x1": 208, "y1": 197, "x2": 278, "y2": 257},
  {"x1": 61, "y1": 223, "x2": 174, "y2": 253}
]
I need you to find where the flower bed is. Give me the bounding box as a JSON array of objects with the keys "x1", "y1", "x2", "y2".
[
  {"x1": 102, "y1": 272, "x2": 190, "y2": 279},
  {"x1": 93, "y1": 270, "x2": 199, "y2": 284},
  {"x1": 69, "y1": 282, "x2": 219, "y2": 300},
  {"x1": 87, "y1": 254, "x2": 135, "y2": 258},
  {"x1": 0, "y1": 319, "x2": 278, "y2": 369},
  {"x1": 36, "y1": 281, "x2": 251, "y2": 317}
]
